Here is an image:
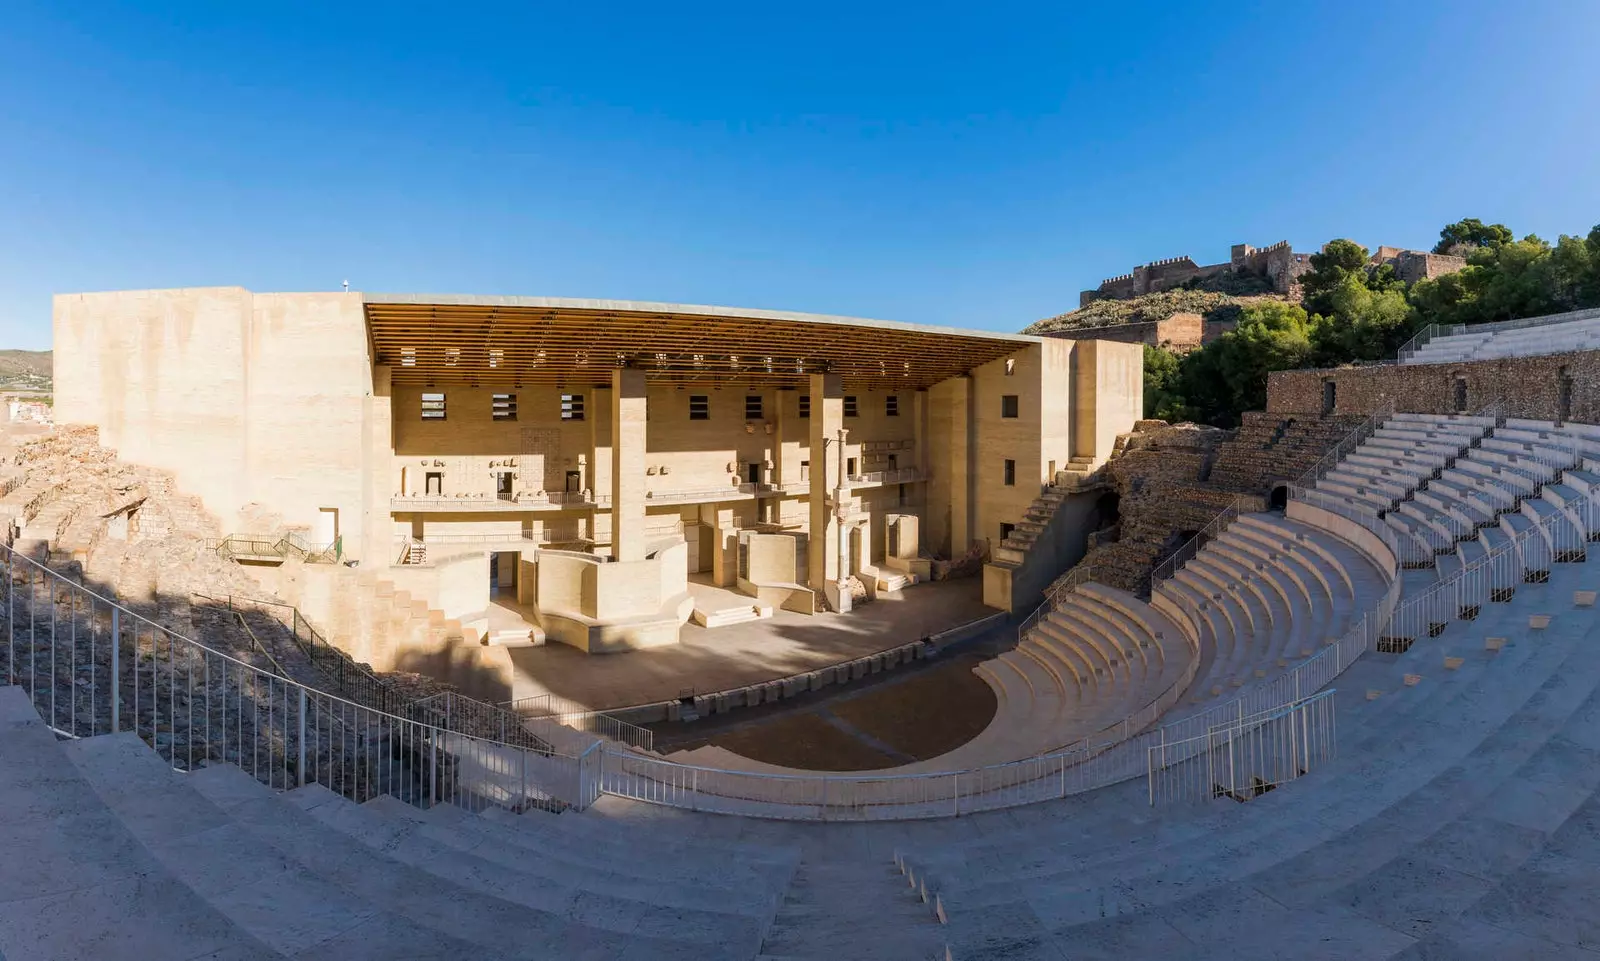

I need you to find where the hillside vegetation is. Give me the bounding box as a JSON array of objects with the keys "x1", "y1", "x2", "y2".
[
  {"x1": 0, "y1": 350, "x2": 51, "y2": 391},
  {"x1": 1127, "y1": 219, "x2": 1600, "y2": 428}
]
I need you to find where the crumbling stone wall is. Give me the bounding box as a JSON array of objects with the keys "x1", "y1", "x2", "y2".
[{"x1": 1267, "y1": 349, "x2": 1600, "y2": 422}]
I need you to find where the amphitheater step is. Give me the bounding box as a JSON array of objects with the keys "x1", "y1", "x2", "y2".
[
  {"x1": 0, "y1": 695, "x2": 281, "y2": 961},
  {"x1": 758, "y1": 856, "x2": 945, "y2": 959}
]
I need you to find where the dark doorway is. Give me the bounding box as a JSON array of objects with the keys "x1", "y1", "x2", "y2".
[
  {"x1": 1454, "y1": 377, "x2": 1469, "y2": 413},
  {"x1": 1269, "y1": 485, "x2": 1289, "y2": 510},
  {"x1": 565, "y1": 470, "x2": 582, "y2": 493},
  {"x1": 1321, "y1": 380, "x2": 1336, "y2": 415},
  {"x1": 745, "y1": 463, "x2": 761, "y2": 485},
  {"x1": 999, "y1": 522, "x2": 1015, "y2": 543},
  {"x1": 425, "y1": 471, "x2": 443, "y2": 496}
]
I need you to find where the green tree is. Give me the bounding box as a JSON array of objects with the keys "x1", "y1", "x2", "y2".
[
  {"x1": 1184, "y1": 301, "x2": 1312, "y2": 425},
  {"x1": 1300, "y1": 239, "x2": 1370, "y2": 317},
  {"x1": 1308, "y1": 274, "x2": 1413, "y2": 364},
  {"x1": 1433, "y1": 218, "x2": 1514, "y2": 255},
  {"x1": 1142, "y1": 345, "x2": 1190, "y2": 421}
]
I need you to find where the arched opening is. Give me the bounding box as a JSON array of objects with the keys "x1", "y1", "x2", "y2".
[{"x1": 1269, "y1": 484, "x2": 1290, "y2": 510}]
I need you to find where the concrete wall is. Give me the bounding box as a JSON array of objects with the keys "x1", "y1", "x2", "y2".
[
  {"x1": 1267, "y1": 350, "x2": 1600, "y2": 423},
  {"x1": 1071, "y1": 339, "x2": 1143, "y2": 466},
  {"x1": 54, "y1": 287, "x2": 372, "y2": 558}
]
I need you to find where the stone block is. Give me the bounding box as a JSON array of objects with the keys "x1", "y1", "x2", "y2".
[
  {"x1": 1576, "y1": 590, "x2": 1597, "y2": 608},
  {"x1": 1444, "y1": 656, "x2": 1465, "y2": 670},
  {"x1": 1486, "y1": 636, "x2": 1506, "y2": 651},
  {"x1": 744, "y1": 686, "x2": 762, "y2": 708},
  {"x1": 1366, "y1": 689, "x2": 1382, "y2": 701},
  {"x1": 1404, "y1": 674, "x2": 1422, "y2": 687},
  {"x1": 1528, "y1": 614, "x2": 1551, "y2": 629}
]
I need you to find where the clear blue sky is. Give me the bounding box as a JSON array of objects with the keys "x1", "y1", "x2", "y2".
[{"x1": 2, "y1": 1, "x2": 1597, "y2": 350}]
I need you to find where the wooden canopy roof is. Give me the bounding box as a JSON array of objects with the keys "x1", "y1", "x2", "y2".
[{"x1": 364, "y1": 295, "x2": 1036, "y2": 391}]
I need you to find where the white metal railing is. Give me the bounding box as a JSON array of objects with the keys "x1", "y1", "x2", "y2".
[
  {"x1": 1296, "y1": 400, "x2": 1395, "y2": 488},
  {"x1": 596, "y1": 535, "x2": 1397, "y2": 820},
  {"x1": 1017, "y1": 564, "x2": 1096, "y2": 643},
  {"x1": 501, "y1": 693, "x2": 656, "y2": 753},
  {"x1": 1146, "y1": 689, "x2": 1338, "y2": 805},
  {"x1": 0, "y1": 543, "x2": 598, "y2": 813},
  {"x1": 1396, "y1": 307, "x2": 1600, "y2": 365},
  {"x1": 1150, "y1": 496, "x2": 1248, "y2": 588}
]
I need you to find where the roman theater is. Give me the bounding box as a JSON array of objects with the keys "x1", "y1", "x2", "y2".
[{"x1": 3, "y1": 288, "x2": 1600, "y2": 959}]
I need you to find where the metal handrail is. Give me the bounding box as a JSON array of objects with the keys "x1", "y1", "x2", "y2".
[
  {"x1": 3, "y1": 545, "x2": 596, "y2": 814},
  {"x1": 1149, "y1": 496, "x2": 1248, "y2": 588},
  {"x1": 1297, "y1": 400, "x2": 1395, "y2": 488}
]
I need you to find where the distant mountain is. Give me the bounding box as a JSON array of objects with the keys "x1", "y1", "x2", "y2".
[{"x1": 0, "y1": 350, "x2": 52, "y2": 390}]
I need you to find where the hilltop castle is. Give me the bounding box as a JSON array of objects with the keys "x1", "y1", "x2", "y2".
[{"x1": 1079, "y1": 240, "x2": 1466, "y2": 308}]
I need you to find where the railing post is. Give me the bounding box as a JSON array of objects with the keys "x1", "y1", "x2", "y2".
[
  {"x1": 297, "y1": 687, "x2": 307, "y2": 787},
  {"x1": 110, "y1": 607, "x2": 120, "y2": 734}
]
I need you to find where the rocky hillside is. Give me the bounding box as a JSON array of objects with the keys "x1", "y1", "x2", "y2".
[
  {"x1": 1023, "y1": 290, "x2": 1291, "y2": 336},
  {"x1": 0, "y1": 350, "x2": 51, "y2": 390}
]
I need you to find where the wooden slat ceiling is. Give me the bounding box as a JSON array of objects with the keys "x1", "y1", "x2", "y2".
[{"x1": 365, "y1": 301, "x2": 1032, "y2": 391}]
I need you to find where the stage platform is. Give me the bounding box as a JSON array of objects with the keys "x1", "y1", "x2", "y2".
[{"x1": 501, "y1": 578, "x2": 995, "y2": 712}]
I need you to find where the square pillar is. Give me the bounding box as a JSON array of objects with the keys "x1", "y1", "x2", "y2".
[
  {"x1": 808, "y1": 373, "x2": 847, "y2": 609},
  {"x1": 610, "y1": 369, "x2": 648, "y2": 562}
]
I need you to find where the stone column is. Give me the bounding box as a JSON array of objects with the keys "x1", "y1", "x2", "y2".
[
  {"x1": 589, "y1": 384, "x2": 614, "y2": 546},
  {"x1": 610, "y1": 369, "x2": 648, "y2": 562},
  {"x1": 808, "y1": 373, "x2": 848, "y2": 610}
]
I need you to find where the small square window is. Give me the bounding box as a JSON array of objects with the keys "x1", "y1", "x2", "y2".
[
  {"x1": 885, "y1": 394, "x2": 899, "y2": 417},
  {"x1": 1003, "y1": 459, "x2": 1016, "y2": 486},
  {"x1": 844, "y1": 395, "x2": 859, "y2": 418},
  {"x1": 847, "y1": 457, "x2": 858, "y2": 476},
  {"x1": 492, "y1": 393, "x2": 517, "y2": 421},
  {"x1": 421, "y1": 392, "x2": 446, "y2": 421},
  {"x1": 1001, "y1": 395, "x2": 1019, "y2": 419},
  {"x1": 798, "y1": 395, "x2": 810, "y2": 419},
  {"x1": 689, "y1": 395, "x2": 710, "y2": 420},
  {"x1": 1000, "y1": 522, "x2": 1015, "y2": 541},
  {"x1": 561, "y1": 393, "x2": 585, "y2": 421},
  {"x1": 745, "y1": 395, "x2": 763, "y2": 420}
]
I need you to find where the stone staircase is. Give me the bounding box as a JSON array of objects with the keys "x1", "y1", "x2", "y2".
[{"x1": 992, "y1": 485, "x2": 1068, "y2": 566}]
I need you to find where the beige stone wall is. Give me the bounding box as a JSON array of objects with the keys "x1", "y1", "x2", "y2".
[
  {"x1": 1073, "y1": 339, "x2": 1143, "y2": 465},
  {"x1": 54, "y1": 287, "x2": 372, "y2": 558},
  {"x1": 971, "y1": 347, "x2": 1045, "y2": 548}
]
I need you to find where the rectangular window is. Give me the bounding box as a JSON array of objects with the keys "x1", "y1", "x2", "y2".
[
  {"x1": 885, "y1": 394, "x2": 899, "y2": 417},
  {"x1": 561, "y1": 393, "x2": 584, "y2": 421},
  {"x1": 844, "y1": 395, "x2": 859, "y2": 418},
  {"x1": 689, "y1": 395, "x2": 710, "y2": 420},
  {"x1": 800, "y1": 460, "x2": 810, "y2": 482},
  {"x1": 745, "y1": 395, "x2": 763, "y2": 420},
  {"x1": 1001, "y1": 395, "x2": 1019, "y2": 418},
  {"x1": 1003, "y1": 459, "x2": 1016, "y2": 486},
  {"x1": 798, "y1": 395, "x2": 810, "y2": 419},
  {"x1": 847, "y1": 457, "x2": 858, "y2": 476},
  {"x1": 492, "y1": 393, "x2": 517, "y2": 421},
  {"x1": 421, "y1": 392, "x2": 446, "y2": 421},
  {"x1": 1000, "y1": 522, "x2": 1015, "y2": 542}
]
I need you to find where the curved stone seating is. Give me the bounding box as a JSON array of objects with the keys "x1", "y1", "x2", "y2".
[
  {"x1": 895, "y1": 557, "x2": 1600, "y2": 959},
  {"x1": 1401, "y1": 308, "x2": 1600, "y2": 365},
  {"x1": 1154, "y1": 512, "x2": 1382, "y2": 715}
]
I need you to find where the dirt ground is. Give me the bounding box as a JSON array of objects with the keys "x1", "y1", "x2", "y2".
[{"x1": 690, "y1": 654, "x2": 998, "y2": 771}]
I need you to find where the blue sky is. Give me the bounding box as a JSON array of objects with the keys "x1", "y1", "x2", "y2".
[{"x1": 2, "y1": 1, "x2": 1597, "y2": 350}]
